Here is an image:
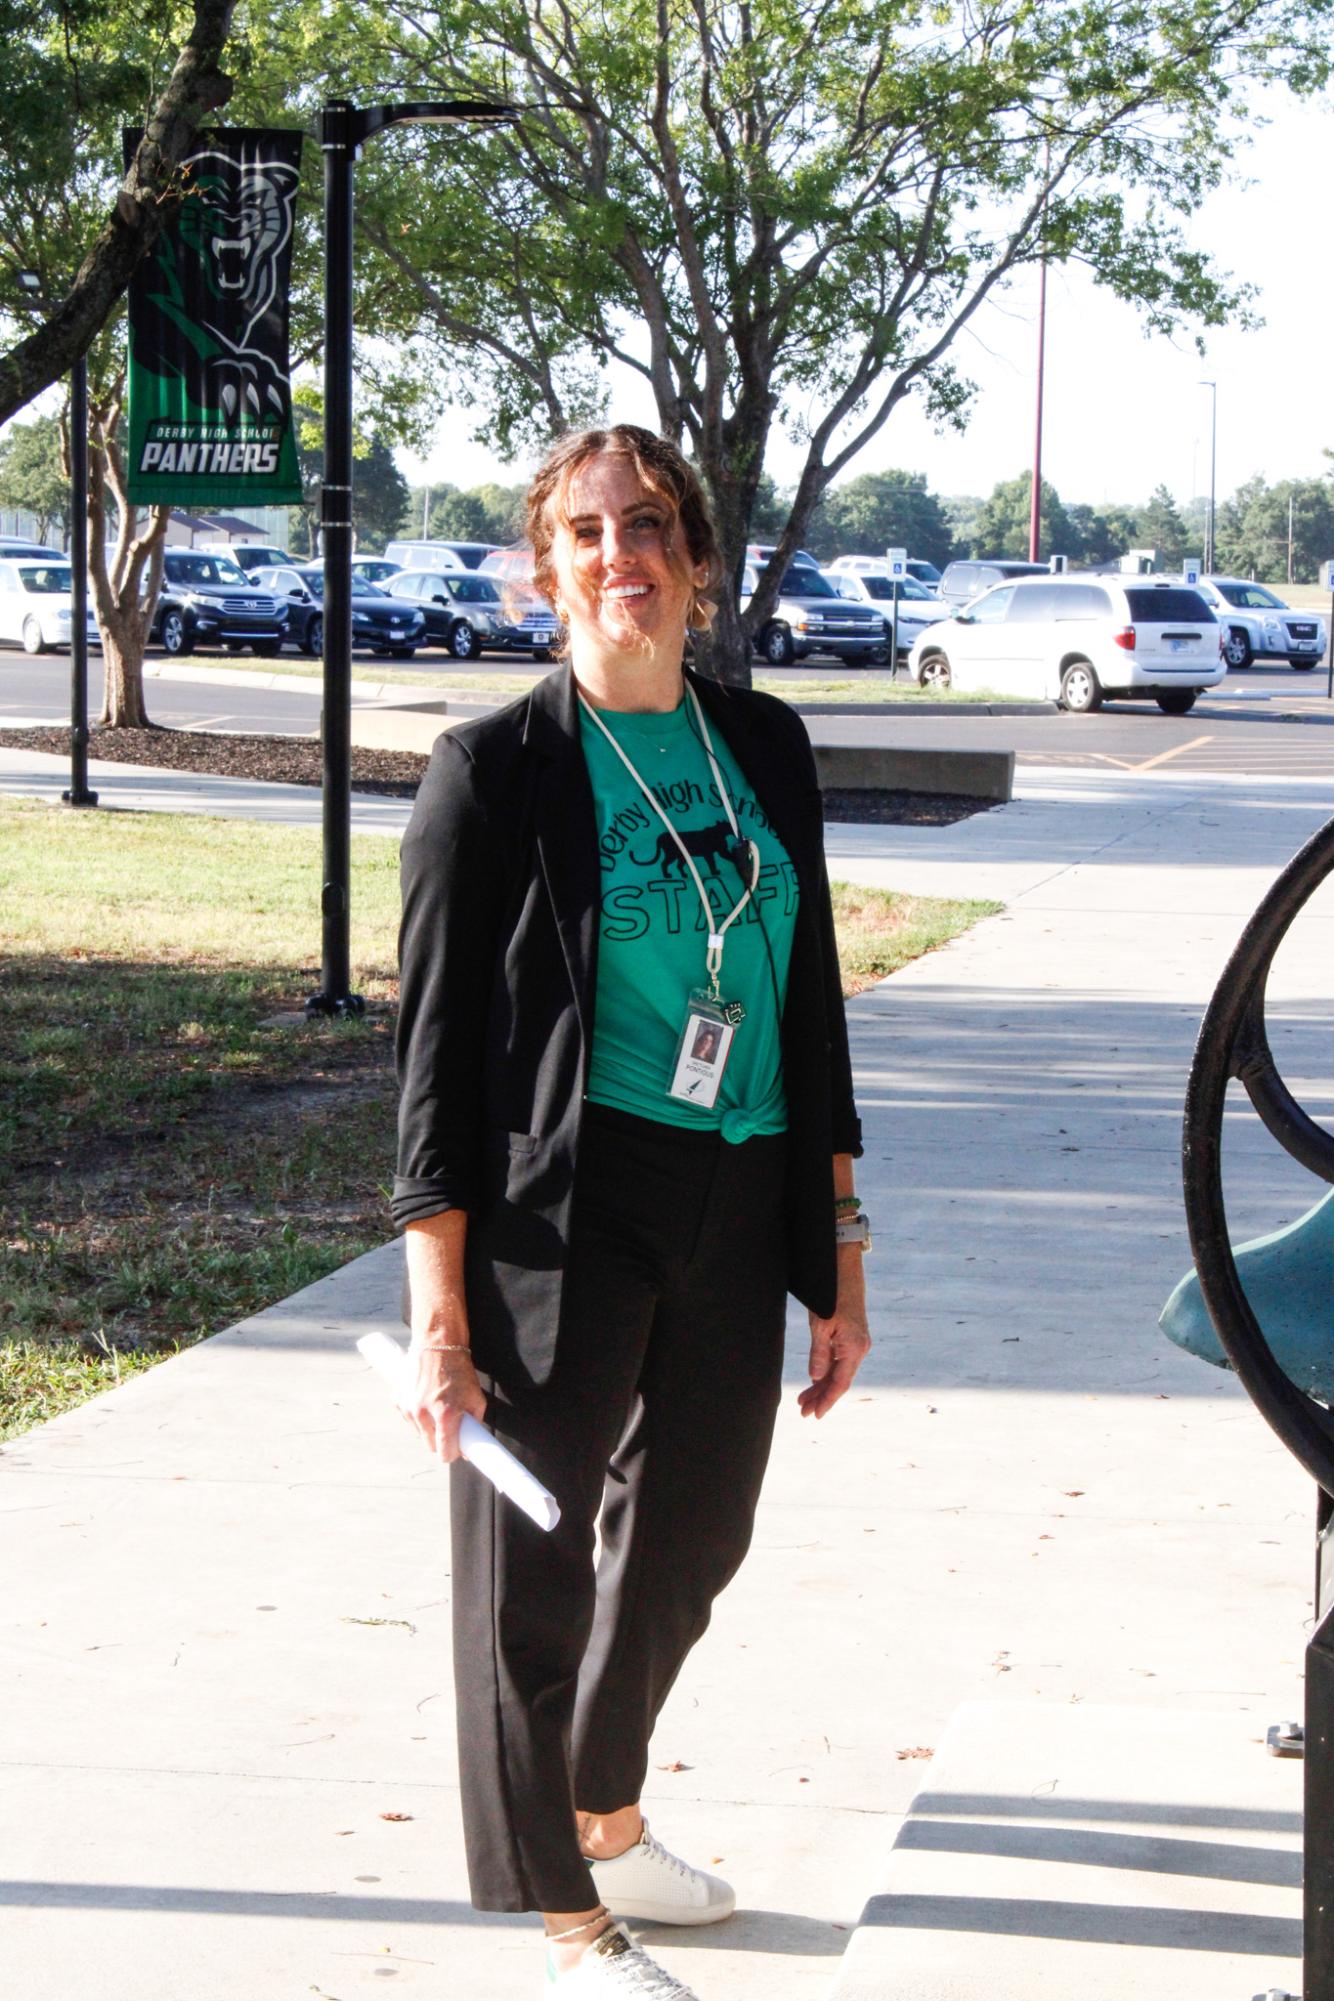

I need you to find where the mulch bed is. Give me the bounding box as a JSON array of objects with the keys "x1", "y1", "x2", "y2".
[{"x1": 0, "y1": 726, "x2": 994, "y2": 823}]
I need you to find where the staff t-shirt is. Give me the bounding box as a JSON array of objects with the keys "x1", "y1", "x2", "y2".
[{"x1": 579, "y1": 694, "x2": 798, "y2": 1141}]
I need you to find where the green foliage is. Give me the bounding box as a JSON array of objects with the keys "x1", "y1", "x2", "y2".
[
  {"x1": 405, "y1": 480, "x2": 528, "y2": 543},
  {"x1": 969, "y1": 473, "x2": 1082, "y2": 562},
  {"x1": 0, "y1": 414, "x2": 68, "y2": 540},
  {"x1": 807, "y1": 470, "x2": 955, "y2": 568},
  {"x1": 1136, "y1": 483, "x2": 1191, "y2": 567},
  {"x1": 288, "y1": 385, "x2": 411, "y2": 555},
  {"x1": 1217, "y1": 474, "x2": 1334, "y2": 583}
]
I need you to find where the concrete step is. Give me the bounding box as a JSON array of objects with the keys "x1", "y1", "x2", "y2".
[{"x1": 830, "y1": 1701, "x2": 1302, "y2": 2001}]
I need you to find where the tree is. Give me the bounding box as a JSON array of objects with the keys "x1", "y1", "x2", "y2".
[
  {"x1": 289, "y1": 385, "x2": 413, "y2": 555},
  {"x1": 1066, "y1": 502, "x2": 1140, "y2": 566},
  {"x1": 1136, "y1": 484, "x2": 1190, "y2": 567},
  {"x1": 1219, "y1": 475, "x2": 1334, "y2": 582},
  {"x1": 0, "y1": 0, "x2": 238, "y2": 425},
  {"x1": 807, "y1": 469, "x2": 954, "y2": 568},
  {"x1": 970, "y1": 474, "x2": 1081, "y2": 562},
  {"x1": 0, "y1": 415, "x2": 69, "y2": 543},
  {"x1": 274, "y1": 0, "x2": 1326, "y2": 682}
]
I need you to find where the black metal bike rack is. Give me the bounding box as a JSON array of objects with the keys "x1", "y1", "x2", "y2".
[{"x1": 1181, "y1": 810, "x2": 1334, "y2": 2001}]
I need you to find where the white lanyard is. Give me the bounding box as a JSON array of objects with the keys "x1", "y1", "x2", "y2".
[{"x1": 578, "y1": 681, "x2": 759, "y2": 997}]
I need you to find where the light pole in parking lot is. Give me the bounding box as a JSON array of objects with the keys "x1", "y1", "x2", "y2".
[
  {"x1": 1199, "y1": 380, "x2": 1218, "y2": 574},
  {"x1": 306, "y1": 96, "x2": 518, "y2": 1021}
]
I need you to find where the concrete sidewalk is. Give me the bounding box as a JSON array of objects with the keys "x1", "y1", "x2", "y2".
[{"x1": 3, "y1": 757, "x2": 1334, "y2": 1999}]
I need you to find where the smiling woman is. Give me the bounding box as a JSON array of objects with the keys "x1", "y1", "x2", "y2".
[{"x1": 392, "y1": 423, "x2": 871, "y2": 1997}]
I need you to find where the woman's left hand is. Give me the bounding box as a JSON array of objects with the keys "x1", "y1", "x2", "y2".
[{"x1": 799, "y1": 1248, "x2": 871, "y2": 1418}]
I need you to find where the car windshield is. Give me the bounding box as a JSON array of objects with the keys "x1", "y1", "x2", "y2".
[
  {"x1": 1216, "y1": 581, "x2": 1286, "y2": 610},
  {"x1": 296, "y1": 571, "x2": 324, "y2": 599},
  {"x1": 16, "y1": 564, "x2": 72, "y2": 594},
  {"x1": 450, "y1": 576, "x2": 501, "y2": 603},
  {"x1": 860, "y1": 576, "x2": 930, "y2": 602},
  {"x1": 354, "y1": 578, "x2": 389, "y2": 598},
  {"x1": 784, "y1": 566, "x2": 835, "y2": 597},
  {"x1": 168, "y1": 554, "x2": 248, "y2": 587}
]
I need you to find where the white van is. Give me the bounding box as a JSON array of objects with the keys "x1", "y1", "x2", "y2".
[
  {"x1": 382, "y1": 539, "x2": 465, "y2": 572},
  {"x1": 907, "y1": 575, "x2": 1225, "y2": 712}
]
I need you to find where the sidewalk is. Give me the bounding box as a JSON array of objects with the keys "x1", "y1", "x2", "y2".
[{"x1": 3, "y1": 756, "x2": 1333, "y2": 1998}]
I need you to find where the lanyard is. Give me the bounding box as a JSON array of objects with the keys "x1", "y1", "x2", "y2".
[{"x1": 578, "y1": 681, "x2": 759, "y2": 998}]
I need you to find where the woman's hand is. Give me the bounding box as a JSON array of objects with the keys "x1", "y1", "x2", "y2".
[
  {"x1": 798, "y1": 1246, "x2": 871, "y2": 1419},
  {"x1": 405, "y1": 1343, "x2": 489, "y2": 1463}
]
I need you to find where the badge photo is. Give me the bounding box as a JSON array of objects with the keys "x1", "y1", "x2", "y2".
[{"x1": 667, "y1": 1007, "x2": 737, "y2": 1109}]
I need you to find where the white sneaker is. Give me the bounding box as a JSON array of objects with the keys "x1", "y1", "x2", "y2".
[
  {"x1": 586, "y1": 1820, "x2": 735, "y2": 1926},
  {"x1": 547, "y1": 1921, "x2": 701, "y2": 1997}
]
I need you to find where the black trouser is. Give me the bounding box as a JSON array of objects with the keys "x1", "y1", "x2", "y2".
[{"x1": 450, "y1": 1103, "x2": 789, "y2": 1913}]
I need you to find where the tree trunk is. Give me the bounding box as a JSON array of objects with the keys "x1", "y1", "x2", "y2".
[
  {"x1": 693, "y1": 595, "x2": 752, "y2": 688},
  {"x1": 86, "y1": 378, "x2": 169, "y2": 728}
]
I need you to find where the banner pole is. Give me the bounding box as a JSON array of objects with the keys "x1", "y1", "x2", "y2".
[
  {"x1": 308, "y1": 100, "x2": 363, "y2": 1019},
  {"x1": 62, "y1": 352, "x2": 96, "y2": 807}
]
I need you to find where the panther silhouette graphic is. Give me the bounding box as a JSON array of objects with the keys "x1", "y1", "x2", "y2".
[
  {"x1": 632, "y1": 822, "x2": 740, "y2": 876},
  {"x1": 136, "y1": 145, "x2": 301, "y2": 427}
]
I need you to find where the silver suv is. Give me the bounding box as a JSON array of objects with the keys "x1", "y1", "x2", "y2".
[
  {"x1": 740, "y1": 561, "x2": 889, "y2": 666},
  {"x1": 1179, "y1": 576, "x2": 1327, "y2": 671}
]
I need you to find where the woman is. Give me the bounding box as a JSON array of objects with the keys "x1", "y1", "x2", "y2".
[{"x1": 394, "y1": 426, "x2": 870, "y2": 1998}]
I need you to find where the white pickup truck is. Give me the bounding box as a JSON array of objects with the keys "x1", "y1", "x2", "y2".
[{"x1": 1188, "y1": 576, "x2": 1327, "y2": 670}]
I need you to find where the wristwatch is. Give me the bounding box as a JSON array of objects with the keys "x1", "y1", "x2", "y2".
[{"x1": 834, "y1": 1211, "x2": 872, "y2": 1252}]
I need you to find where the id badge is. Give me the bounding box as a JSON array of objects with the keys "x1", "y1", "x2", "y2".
[{"x1": 667, "y1": 990, "x2": 745, "y2": 1109}]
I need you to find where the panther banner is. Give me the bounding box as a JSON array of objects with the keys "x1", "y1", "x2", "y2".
[{"x1": 124, "y1": 128, "x2": 304, "y2": 507}]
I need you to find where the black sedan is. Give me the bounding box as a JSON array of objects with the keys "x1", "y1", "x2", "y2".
[
  {"x1": 382, "y1": 567, "x2": 559, "y2": 659},
  {"x1": 249, "y1": 564, "x2": 425, "y2": 658}
]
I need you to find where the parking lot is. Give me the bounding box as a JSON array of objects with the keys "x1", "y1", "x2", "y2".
[{"x1": 4, "y1": 650, "x2": 1334, "y2": 781}]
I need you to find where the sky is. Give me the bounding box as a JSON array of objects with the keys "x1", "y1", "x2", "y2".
[{"x1": 399, "y1": 91, "x2": 1334, "y2": 515}]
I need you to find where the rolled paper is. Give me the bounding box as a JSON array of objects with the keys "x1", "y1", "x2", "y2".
[{"x1": 355, "y1": 1331, "x2": 560, "y2": 1532}]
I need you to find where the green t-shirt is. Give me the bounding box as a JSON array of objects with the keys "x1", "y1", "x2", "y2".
[{"x1": 579, "y1": 694, "x2": 798, "y2": 1141}]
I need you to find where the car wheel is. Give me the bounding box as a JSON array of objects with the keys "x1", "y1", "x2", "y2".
[
  {"x1": 1223, "y1": 627, "x2": 1252, "y2": 670},
  {"x1": 303, "y1": 615, "x2": 323, "y2": 657},
  {"x1": 917, "y1": 653, "x2": 951, "y2": 690},
  {"x1": 448, "y1": 620, "x2": 478, "y2": 660},
  {"x1": 867, "y1": 642, "x2": 890, "y2": 667},
  {"x1": 159, "y1": 608, "x2": 191, "y2": 656},
  {"x1": 761, "y1": 622, "x2": 795, "y2": 666},
  {"x1": 1155, "y1": 689, "x2": 1198, "y2": 715},
  {"x1": 1060, "y1": 659, "x2": 1102, "y2": 713},
  {"x1": 21, "y1": 616, "x2": 46, "y2": 655}
]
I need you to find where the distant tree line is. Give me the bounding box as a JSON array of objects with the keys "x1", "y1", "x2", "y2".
[{"x1": 6, "y1": 412, "x2": 1334, "y2": 589}]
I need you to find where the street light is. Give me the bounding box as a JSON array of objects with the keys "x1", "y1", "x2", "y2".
[
  {"x1": 307, "y1": 96, "x2": 518, "y2": 1020},
  {"x1": 1199, "y1": 379, "x2": 1218, "y2": 575},
  {"x1": 15, "y1": 269, "x2": 97, "y2": 809}
]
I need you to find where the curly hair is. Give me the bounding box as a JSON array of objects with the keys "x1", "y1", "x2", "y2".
[{"x1": 525, "y1": 425, "x2": 723, "y2": 640}]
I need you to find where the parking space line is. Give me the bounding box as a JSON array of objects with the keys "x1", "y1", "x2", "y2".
[{"x1": 1131, "y1": 734, "x2": 1214, "y2": 772}]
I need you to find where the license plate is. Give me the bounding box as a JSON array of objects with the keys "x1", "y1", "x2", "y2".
[
  {"x1": 533, "y1": 629, "x2": 555, "y2": 643},
  {"x1": 1168, "y1": 637, "x2": 1189, "y2": 652}
]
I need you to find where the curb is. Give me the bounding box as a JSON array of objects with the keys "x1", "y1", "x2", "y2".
[{"x1": 139, "y1": 659, "x2": 1055, "y2": 718}]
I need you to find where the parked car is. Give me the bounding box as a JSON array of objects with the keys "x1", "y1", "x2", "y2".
[
  {"x1": 740, "y1": 561, "x2": 889, "y2": 666},
  {"x1": 828, "y1": 552, "x2": 943, "y2": 587},
  {"x1": 0, "y1": 556, "x2": 100, "y2": 653},
  {"x1": 1178, "y1": 575, "x2": 1327, "y2": 671},
  {"x1": 907, "y1": 575, "x2": 1224, "y2": 712},
  {"x1": 350, "y1": 556, "x2": 407, "y2": 588},
  {"x1": 479, "y1": 545, "x2": 538, "y2": 586},
  {"x1": 430, "y1": 540, "x2": 502, "y2": 571},
  {"x1": 0, "y1": 535, "x2": 61, "y2": 559},
  {"x1": 248, "y1": 563, "x2": 425, "y2": 657},
  {"x1": 382, "y1": 539, "x2": 466, "y2": 572},
  {"x1": 382, "y1": 568, "x2": 558, "y2": 659},
  {"x1": 224, "y1": 542, "x2": 292, "y2": 574},
  {"x1": 747, "y1": 542, "x2": 820, "y2": 569},
  {"x1": 152, "y1": 547, "x2": 285, "y2": 656},
  {"x1": 828, "y1": 570, "x2": 948, "y2": 653},
  {"x1": 937, "y1": 558, "x2": 1050, "y2": 606}
]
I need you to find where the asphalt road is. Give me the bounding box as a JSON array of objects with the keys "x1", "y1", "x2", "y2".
[{"x1": 4, "y1": 649, "x2": 1334, "y2": 778}]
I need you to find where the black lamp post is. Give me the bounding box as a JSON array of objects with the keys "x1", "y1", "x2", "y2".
[
  {"x1": 1199, "y1": 378, "x2": 1218, "y2": 576},
  {"x1": 16, "y1": 270, "x2": 97, "y2": 809},
  {"x1": 306, "y1": 97, "x2": 517, "y2": 1020}
]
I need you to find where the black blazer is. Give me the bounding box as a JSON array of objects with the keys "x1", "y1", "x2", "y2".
[{"x1": 393, "y1": 662, "x2": 862, "y2": 1389}]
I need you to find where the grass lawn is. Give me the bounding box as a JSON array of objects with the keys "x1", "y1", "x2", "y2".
[
  {"x1": 0, "y1": 800, "x2": 999, "y2": 1441},
  {"x1": 156, "y1": 650, "x2": 1021, "y2": 705}
]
